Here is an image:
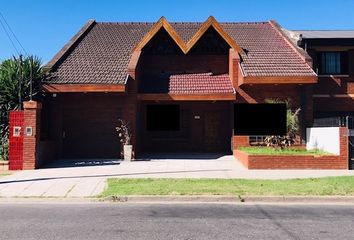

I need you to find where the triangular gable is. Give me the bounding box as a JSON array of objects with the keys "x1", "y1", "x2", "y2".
[
  {"x1": 186, "y1": 16, "x2": 245, "y2": 55},
  {"x1": 134, "y1": 16, "x2": 245, "y2": 55},
  {"x1": 134, "y1": 17, "x2": 188, "y2": 53}
]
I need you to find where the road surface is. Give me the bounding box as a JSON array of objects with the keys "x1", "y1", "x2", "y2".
[{"x1": 0, "y1": 202, "x2": 353, "y2": 239}]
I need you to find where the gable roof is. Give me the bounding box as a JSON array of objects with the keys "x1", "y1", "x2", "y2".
[
  {"x1": 134, "y1": 16, "x2": 245, "y2": 55},
  {"x1": 45, "y1": 17, "x2": 316, "y2": 85}
]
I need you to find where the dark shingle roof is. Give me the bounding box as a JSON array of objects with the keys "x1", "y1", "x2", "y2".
[{"x1": 45, "y1": 20, "x2": 315, "y2": 84}]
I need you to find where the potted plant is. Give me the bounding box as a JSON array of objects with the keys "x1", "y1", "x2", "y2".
[{"x1": 115, "y1": 119, "x2": 133, "y2": 161}]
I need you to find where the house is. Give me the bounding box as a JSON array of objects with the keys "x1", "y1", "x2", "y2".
[
  {"x1": 8, "y1": 16, "x2": 354, "y2": 170},
  {"x1": 294, "y1": 30, "x2": 354, "y2": 127}
]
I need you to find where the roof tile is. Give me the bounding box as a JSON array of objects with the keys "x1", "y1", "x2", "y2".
[{"x1": 46, "y1": 21, "x2": 315, "y2": 85}]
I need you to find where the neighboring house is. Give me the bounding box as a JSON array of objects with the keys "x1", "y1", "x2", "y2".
[
  {"x1": 8, "y1": 16, "x2": 354, "y2": 169},
  {"x1": 294, "y1": 30, "x2": 354, "y2": 127}
]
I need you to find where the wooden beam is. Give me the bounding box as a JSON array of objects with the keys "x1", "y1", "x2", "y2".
[
  {"x1": 44, "y1": 19, "x2": 96, "y2": 71},
  {"x1": 238, "y1": 75, "x2": 318, "y2": 85},
  {"x1": 127, "y1": 50, "x2": 141, "y2": 79},
  {"x1": 138, "y1": 93, "x2": 236, "y2": 101},
  {"x1": 43, "y1": 84, "x2": 126, "y2": 93},
  {"x1": 133, "y1": 17, "x2": 187, "y2": 53},
  {"x1": 133, "y1": 16, "x2": 245, "y2": 55}
]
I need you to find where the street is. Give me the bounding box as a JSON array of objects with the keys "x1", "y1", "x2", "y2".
[{"x1": 0, "y1": 203, "x2": 354, "y2": 239}]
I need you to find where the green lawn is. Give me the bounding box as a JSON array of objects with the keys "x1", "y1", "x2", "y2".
[
  {"x1": 239, "y1": 147, "x2": 332, "y2": 155},
  {"x1": 100, "y1": 177, "x2": 354, "y2": 197}
]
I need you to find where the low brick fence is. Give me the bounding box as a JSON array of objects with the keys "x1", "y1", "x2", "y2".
[
  {"x1": 234, "y1": 150, "x2": 347, "y2": 169},
  {"x1": 232, "y1": 127, "x2": 349, "y2": 170}
]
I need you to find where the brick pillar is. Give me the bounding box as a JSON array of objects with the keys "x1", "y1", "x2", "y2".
[
  {"x1": 23, "y1": 101, "x2": 42, "y2": 170},
  {"x1": 339, "y1": 127, "x2": 349, "y2": 169},
  {"x1": 229, "y1": 48, "x2": 240, "y2": 87},
  {"x1": 233, "y1": 136, "x2": 249, "y2": 151}
]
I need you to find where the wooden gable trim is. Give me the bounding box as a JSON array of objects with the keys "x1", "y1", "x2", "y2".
[
  {"x1": 134, "y1": 17, "x2": 187, "y2": 53},
  {"x1": 44, "y1": 19, "x2": 96, "y2": 71},
  {"x1": 43, "y1": 84, "x2": 126, "y2": 93},
  {"x1": 186, "y1": 16, "x2": 245, "y2": 55},
  {"x1": 127, "y1": 50, "x2": 141, "y2": 79},
  {"x1": 238, "y1": 75, "x2": 318, "y2": 85},
  {"x1": 133, "y1": 16, "x2": 245, "y2": 55},
  {"x1": 138, "y1": 93, "x2": 236, "y2": 101}
]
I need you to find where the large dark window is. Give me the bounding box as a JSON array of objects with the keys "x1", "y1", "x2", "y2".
[
  {"x1": 318, "y1": 51, "x2": 348, "y2": 75},
  {"x1": 233, "y1": 104, "x2": 287, "y2": 135},
  {"x1": 146, "y1": 105, "x2": 180, "y2": 131}
]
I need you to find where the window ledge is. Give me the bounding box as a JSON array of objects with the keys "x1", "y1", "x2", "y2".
[{"x1": 318, "y1": 74, "x2": 350, "y2": 78}]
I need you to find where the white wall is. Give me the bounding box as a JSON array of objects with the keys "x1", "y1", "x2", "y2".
[{"x1": 306, "y1": 127, "x2": 340, "y2": 155}]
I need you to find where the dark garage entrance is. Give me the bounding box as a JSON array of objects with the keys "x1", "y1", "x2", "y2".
[
  {"x1": 140, "y1": 101, "x2": 233, "y2": 153},
  {"x1": 62, "y1": 107, "x2": 121, "y2": 158}
]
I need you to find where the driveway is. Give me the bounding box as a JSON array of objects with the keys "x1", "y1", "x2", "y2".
[{"x1": 1, "y1": 154, "x2": 354, "y2": 198}]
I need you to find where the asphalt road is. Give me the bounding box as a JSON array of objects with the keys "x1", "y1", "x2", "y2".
[{"x1": 0, "y1": 203, "x2": 354, "y2": 240}]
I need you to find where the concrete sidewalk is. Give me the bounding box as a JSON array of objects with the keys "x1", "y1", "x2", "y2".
[{"x1": 1, "y1": 155, "x2": 354, "y2": 198}]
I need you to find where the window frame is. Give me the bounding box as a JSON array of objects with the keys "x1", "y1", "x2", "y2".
[{"x1": 317, "y1": 51, "x2": 349, "y2": 75}]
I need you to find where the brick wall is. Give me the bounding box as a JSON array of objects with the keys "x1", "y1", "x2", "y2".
[
  {"x1": 310, "y1": 48, "x2": 354, "y2": 113},
  {"x1": 8, "y1": 111, "x2": 24, "y2": 170},
  {"x1": 234, "y1": 127, "x2": 349, "y2": 169},
  {"x1": 140, "y1": 54, "x2": 228, "y2": 76},
  {"x1": 232, "y1": 136, "x2": 249, "y2": 150},
  {"x1": 229, "y1": 49, "x2": 239, "y2": 87},
  {"x1": 23, "y1": 101, "x2": 41, "y2": 170}
]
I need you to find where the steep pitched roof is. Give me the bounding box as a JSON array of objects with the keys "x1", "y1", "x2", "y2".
[{"x1": 45, "y1": 18, "x2": 316, "y2": 85}]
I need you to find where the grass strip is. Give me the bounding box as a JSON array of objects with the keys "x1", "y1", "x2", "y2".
[
  {"x1": 239, "y1": 147, "x2": 331, "y2": 155},
  {"x1": 100, "y1": 177, "x2": 354, "y2": 197}
]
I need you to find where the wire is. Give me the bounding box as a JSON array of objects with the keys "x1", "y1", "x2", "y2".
[
  {"x1": 0, "y1": 11, "x2": 28, "y2": 55},
  {"x1": 0, "y1": 16, "x2": 20, "y2": 55},
  {"x1": 0, "y1": 11, "x2": 33, "y2": 102}
]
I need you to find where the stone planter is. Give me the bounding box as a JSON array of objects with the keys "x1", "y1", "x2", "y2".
[{"x1": 123, "y1": 145, "x2": 133, "y2": 161}]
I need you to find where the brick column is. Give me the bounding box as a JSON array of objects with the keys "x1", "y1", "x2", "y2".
[
  {"x1": 339, "y1": 127, "x2": 349, "y2": 169},
  {"x1": 229, "y1": 48, "x2": 240, "y2": 87},
  {"x1": 23, "y1": 101, "x2": 42, "y2": 170},
  {"x1": 233, "y1": 136, "x2": 249, "y2": 150}
]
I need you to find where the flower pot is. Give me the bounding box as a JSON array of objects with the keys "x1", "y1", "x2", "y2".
[{"x1": 123, "y1": 145, "x2": 133, "y2": 161}]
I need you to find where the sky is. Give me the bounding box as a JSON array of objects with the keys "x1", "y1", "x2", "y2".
[{"x1": 1, "y1": 0, "x2": 354, "y2": 63}]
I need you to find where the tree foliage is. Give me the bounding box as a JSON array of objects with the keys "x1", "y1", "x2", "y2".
[{"x1": 0, "y1": 55, "x2": 44, "y2": 160}]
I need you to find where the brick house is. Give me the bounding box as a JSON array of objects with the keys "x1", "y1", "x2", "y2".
[{"x1": 9, "y1": 16, "x2": 354, "y2": 169}]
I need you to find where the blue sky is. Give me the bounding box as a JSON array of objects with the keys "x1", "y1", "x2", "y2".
[{"x1": 1, "y1": 0, "x2": 354, "y2": 63}]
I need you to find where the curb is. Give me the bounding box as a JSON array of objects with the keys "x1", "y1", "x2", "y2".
[
  {"x1": 1, "y1": 196, "x2": 354, "y2": 204},
  {"x1": 103, "y1": 195, "x2": 354, "y2": 203}
]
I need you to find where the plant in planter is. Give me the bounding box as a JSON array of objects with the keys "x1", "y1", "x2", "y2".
[
  {"x1": 115, "y1": 119, "x2": 133, "y2": 161},
  {"x1": 264, "y1": 99, "x2": 301, "y2": 150}
]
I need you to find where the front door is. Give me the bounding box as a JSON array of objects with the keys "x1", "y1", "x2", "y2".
[{"x1": 204, "y1": 111, "x2": 225, "y2": 152}]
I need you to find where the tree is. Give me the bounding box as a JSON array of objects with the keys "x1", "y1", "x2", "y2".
[{"x1": 0, "y1": 55, "x2": 44, "y2": 160}]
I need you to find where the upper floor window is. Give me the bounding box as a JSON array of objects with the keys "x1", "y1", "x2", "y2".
[{"x1": 318, "y1": 51, "x2": 348, "y2": 75}]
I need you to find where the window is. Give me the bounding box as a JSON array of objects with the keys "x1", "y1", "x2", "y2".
[
  {"x1": 146, "y1": 105, "x2": 180, "y2": 131},
  {"x1": 318, "y1": 51, "x2": 348, "y2": 75},
  {"x1": 233, "y1": 104, "x2": 287, "y2": 136}
]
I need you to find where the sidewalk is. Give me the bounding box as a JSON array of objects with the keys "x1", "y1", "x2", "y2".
[{"x1": 1, "y1": 155, "x2": 354, "y2": 198}]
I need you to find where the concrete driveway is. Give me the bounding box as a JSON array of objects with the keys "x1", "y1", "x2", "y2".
[{"x1": 1, "y1": 154, "x2": 354, "y2": 198}]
